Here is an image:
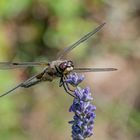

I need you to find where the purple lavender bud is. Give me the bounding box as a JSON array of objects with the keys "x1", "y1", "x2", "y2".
[
  {"x1": 66, "y1": 73, "x2": 96, "y2": 140},
  {"x1": 66, "y1": 73, "x2": 85, "y2": 86}
]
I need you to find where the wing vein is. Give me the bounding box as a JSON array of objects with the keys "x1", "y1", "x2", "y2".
[
  {"x1": 57, "y1": 22, "x2": 106, "y2": 59},
  {"x1": 0, "y1": 62, "x2": 49, "y2": 69},
  {"x1": 73, "y1": 67, "x2": 117, "y2": 72}
]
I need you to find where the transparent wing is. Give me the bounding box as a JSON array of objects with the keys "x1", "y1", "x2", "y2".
[
  {"x1": 0, "y1": 72, "x2": 44, "y2": 97},
  {"x1": 0, "y1": 83, "x2": 23, "y2": 97},
  {"x1": 0, "y1": 62, "x2": 49, "y2": 69},
  {"x1": 73, "y1": 67, "x2": 117, "y2": 73},
  {"x1": 57, "y1": 22, "x2": 106, "y2": 59}
]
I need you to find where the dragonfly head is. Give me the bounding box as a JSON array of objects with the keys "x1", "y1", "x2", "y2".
[{"x1": 59, "y1": 60, "x2": 74, "y2": 75}]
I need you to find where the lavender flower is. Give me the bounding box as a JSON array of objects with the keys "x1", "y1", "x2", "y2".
[
  {"x1": 65, "y1": 73, "x2": 85, "y2": 86},
  {"x1": 65, "y1": 73, "x2": 96, "y2": 140}
]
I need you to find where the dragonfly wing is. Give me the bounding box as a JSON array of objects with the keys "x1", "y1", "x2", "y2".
[
  {"x1": 0, "y1": 72, "x2": 45, "y2": 97},
  {"x1": 0, "y1": 62, "x2": 49, "y2": 69},
  {"x1": 57, "y1": 22, "x2": 106, "y2": 59},
  {"x1": 73, "y1": 67, "x2": 117, "y2": 73},
  {"x1": 0, "y1": 83, "x2": 23, "y2": 97}
]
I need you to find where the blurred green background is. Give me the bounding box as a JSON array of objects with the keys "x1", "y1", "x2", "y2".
[{"x1": 0, "y1": 0, "x2": 140, "y2": 140}]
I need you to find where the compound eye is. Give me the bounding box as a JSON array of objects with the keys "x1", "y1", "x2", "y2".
[{"x1": 59, "y1": 62, "x2": 67, "y2": 70}]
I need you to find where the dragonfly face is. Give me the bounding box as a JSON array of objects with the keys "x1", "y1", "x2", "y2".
[
  {"x1": 45, "y1": 60, "x2": 74, "y2": 78},
  {"x1": 0, "y1": 22, "x2": 117, "y2": 98},
  {"x1": 58, "y1": 60, "x2": 74, "y2": 75}
]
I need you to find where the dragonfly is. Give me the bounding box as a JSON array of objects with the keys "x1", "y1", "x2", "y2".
[{"x1": 0, "y1": 22, "x2": 117, "y2": 98}]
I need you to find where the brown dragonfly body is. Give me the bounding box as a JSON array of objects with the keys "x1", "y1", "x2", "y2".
[
  {"x1": 21, "y1": 60, "x2": 74, "y2": 88},
  {"x1": 0, "y1": 23, "x2": 117, "y2": 97}
]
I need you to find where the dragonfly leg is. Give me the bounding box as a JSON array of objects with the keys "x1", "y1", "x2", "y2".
[
  {"x1": 59, "y1": 77, "x2": 63, "y2": 87},
  {"x1": 63, "y1": 76, "x2": 75, "y2": 92},
  {"x1": 64, "y1": 75, "x2": 75, "y2": 92},
  {"x1": 59, "y1": 77, "x2": 75, "y2": 98},
  {"x1": 62, "y1": 83, "x2": 75, "y2": 98},
  {"x1": 65, "y1": 82, "x2": 75, "y2": 92}
]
